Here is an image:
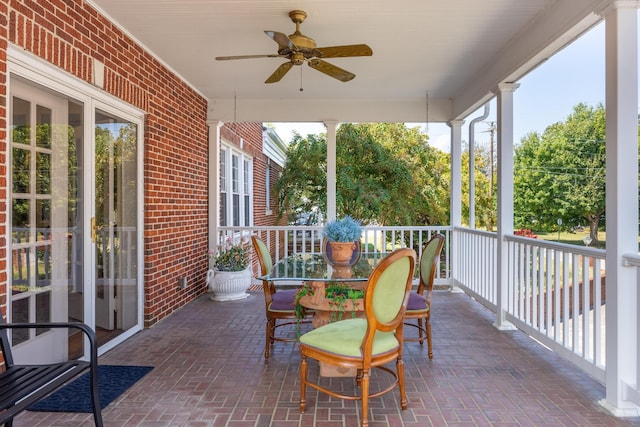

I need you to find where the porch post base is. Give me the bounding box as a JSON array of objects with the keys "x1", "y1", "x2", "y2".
[
  {"x1": 449, "y1": 285, "x2": 464, "y2": 293},
  {"x1": 599, "y1": 398, "x2": 640, "y2": 418},
  {"x1": 493, "y1": 320, "x2": 516, "y2": 331}
]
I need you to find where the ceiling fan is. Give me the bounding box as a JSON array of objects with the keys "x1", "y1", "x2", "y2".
[{"x1": 215, "y1": 10, "x2": 373, "y2": 84}]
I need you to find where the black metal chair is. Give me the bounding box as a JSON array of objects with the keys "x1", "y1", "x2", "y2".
[{"x1": 0, "y1": 317, "x2": 103, "y2": 426}]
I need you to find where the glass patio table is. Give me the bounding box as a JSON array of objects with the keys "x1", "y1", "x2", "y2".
[
  {"x1": 258, "y1": 251, "x2": 389, "y2": 284},
  {"x1": 258, "y1": 251, "x2": 390, "y2": 328},
  {"x1": 258, "y1": 251, "x2": 391, "y2": 377}
]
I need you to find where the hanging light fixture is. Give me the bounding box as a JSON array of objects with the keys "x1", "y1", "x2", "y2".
[{"x1": 424, "y1": 91, "x2": 430, "y2": 133}]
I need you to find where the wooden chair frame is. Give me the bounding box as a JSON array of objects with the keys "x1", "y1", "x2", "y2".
[
  {"x1": 251, "y1": 235, "x2": 311, "y2": 360},
  {"x1": 404, "y1": 234, "x2": 445, "y2": 358},
  {"x1": 299, "y1": 248, "x2": 416, "y2": 427}
]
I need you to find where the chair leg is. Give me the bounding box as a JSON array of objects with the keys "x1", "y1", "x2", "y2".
[
  {"x1": 300, "y1": 355, "x2": 308, "y2": 412},
  {"x1": 397, "y1": 357, "x2": 408, "y2": 410},
  {"x1": 265, "y1": 319, "x2": 274, "y2": 360},
  {"x1": 360, "y1": 369, "x2": 370, "y2": 427},
  {"x1": 89, "y1": 365, "x2": 104, "y2": 427},
  {"x1": 417, "y1": 318, "x2": 425, "y2": 345},
  {"x1": 426, "y1": 318, "x2": 433, "y2": 359}
]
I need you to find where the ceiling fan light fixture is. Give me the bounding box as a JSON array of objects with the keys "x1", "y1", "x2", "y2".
[{"x1": 291, "y1": 52, "x2": 305, "y2": 65}]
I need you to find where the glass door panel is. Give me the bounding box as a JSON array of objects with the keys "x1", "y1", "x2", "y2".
[
  {"x1": 94, "y1": 110, "x2": 139, "y2": 339},
  {"x1": 9, "y1": 78, "x2": 84, "y2": 363}
]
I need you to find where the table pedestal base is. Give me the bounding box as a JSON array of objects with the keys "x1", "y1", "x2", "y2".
[{"x1": 298, "y1": 282, "x2": 366, "y2": 377}]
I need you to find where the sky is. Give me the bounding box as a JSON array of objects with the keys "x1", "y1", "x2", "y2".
[{"x1": 272, "y1": 20, "x2": 613, "y2": 153}]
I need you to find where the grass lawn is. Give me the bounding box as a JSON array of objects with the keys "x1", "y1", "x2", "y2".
[{"x1": 535, "y1": 230, "x2": 605, "y2": 248}]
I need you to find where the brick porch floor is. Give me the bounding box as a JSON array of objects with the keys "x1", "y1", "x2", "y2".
[{"x1": 14, "y1": 290, "x2": 640, "y2": 426}]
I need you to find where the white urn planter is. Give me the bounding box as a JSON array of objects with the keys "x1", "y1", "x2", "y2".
[{"x1": 207, "y1": 267, "x2": 252, "y2": 301}]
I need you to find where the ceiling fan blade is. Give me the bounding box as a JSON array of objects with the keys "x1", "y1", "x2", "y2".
[
  {"x1": 308, "y1": 59, "x2": 355, "y2": 82},
  {"x1": 216, "y1": 54, "x2": 281, "y2": 60},
  {"x1": 265, "y1": 62, "x2": 294, "y2": 83},
  {"x1": 315, "y1": 44, "x2": 373, "y2": 58},
  {"x1": 265, "y1": 31, "x2": 297, "y2": 50}
]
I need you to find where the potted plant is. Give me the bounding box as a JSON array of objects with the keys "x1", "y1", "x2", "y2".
[
  {"x1": 323, "y1": 216, "x2": 362, "y2": 265},
  {"x1": 207, "y1": 236, "x2": 252, "y2": 301}
]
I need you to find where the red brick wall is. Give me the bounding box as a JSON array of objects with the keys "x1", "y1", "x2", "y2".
[{"x1": 3, "y1": 0, "x2": 209, "y2": 327}]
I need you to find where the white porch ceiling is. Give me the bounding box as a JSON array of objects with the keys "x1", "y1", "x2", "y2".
[{"x1": 88, "y1": 0, "x2": 607, "y2": 123}]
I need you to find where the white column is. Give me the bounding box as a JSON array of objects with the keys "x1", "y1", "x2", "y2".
[
  {"x1": 208, "y1": 121, "x2": 223, "y2": 264},
  {"x1": 600, "y1": 1, "x2": 640, "y2": 417},
  {"x1": 449, "y1": 120, "x2": 464, "y2": 292},
  {"x1": 324, "y1": 121, "x2": 339, "y2": 221},
  {"x1": 494, "y1": 82, "x2": 519, "y2": 330},
  {"x1": 449, "y1": 120, "x2": 464, "y2": 229}
]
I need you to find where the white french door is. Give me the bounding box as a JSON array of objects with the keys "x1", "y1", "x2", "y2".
[
  {"x1": 9, "y1": 78, "x2": 74, "y2": 363},
  {"x1": 8, "y1": 57, "x2": 143, "y2": 362}
]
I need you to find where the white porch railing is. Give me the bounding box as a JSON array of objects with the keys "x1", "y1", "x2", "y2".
[
  {"x1": 453, "y1": 228, "x2": 498, "y2": 306},
  {"x1": 454, "y1": 226, "x2": 607, "y2": 382},
  {"x1": 224, "y1": 224, "x2": 614, "y2": 386},
  {"x1": 217, "y1": 225, "x2": 452, "y2": 285}
]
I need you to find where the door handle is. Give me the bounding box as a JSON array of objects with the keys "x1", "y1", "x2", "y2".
[{"x1": 91, "y1": 217, "x2": 96, "y2": 242}]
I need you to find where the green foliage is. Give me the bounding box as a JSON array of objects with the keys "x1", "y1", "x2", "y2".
[
  {"x1": 324, "y1": 282, "x2": 364, "y2": 322},
  {"x1": 461, "y1": 146, "x2": 495, "y2": 230},
  {"x1": 514, "y1": 103, "x2": 607, "y2": 243},
  {"x1": 209, "y1": 237, "x2": 250, "y2": 271},
  {"x1": 274, "y1": 133, "x2": 327, "y2": 221},
  {"x1": 95, "y1": 123, "x2": 138, "y2": 227},
  {"x1": 293, "y1": 282, "x2": 364, "y2": 323},
  {"x1": 323, "y1": 215, "x2": 362, "y2": 242},
  {"x1": 11, "y1": 123, "x2": 80, "y2": 229},
  {"x1": 275, "y1": 123, "x2": 451, "y2": 226}
]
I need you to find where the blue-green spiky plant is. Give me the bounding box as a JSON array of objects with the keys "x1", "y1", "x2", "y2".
[{"x1": 323, "y1": 215, "x2": 362, "y2": 242}]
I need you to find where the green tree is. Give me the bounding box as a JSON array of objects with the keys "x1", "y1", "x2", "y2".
[
  {"x1": 275, "y1": 123, "x2": 450, "y2": 226},
  {"x1": 514, "y1": 103, "x2": 606, "y2": 244},
  {"x1": 274, "y1": 132, "x2": 328, "y2": 220},
  {"x1": 461, "y1": 145, "x2": 495, "y2": 230},
  {"x1": 367, "y1": 123, "x2": 449, "y2": 225}
]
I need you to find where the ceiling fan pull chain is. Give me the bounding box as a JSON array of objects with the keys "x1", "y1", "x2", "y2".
[{"x1": 300, "y1": 67, "x2": 304, "y2": 92}]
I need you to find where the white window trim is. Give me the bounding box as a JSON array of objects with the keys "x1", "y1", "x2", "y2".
[
  {"x1": 265, "y1": 159, "x2": 272, "y2": 215},
  {"x1": 220, "y1": 140, "x2": 253, "y2": 227}
]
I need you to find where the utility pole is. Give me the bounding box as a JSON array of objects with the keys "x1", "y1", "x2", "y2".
[{"x1": 482, "y1": 122, "x2": 496, "y2": 197}]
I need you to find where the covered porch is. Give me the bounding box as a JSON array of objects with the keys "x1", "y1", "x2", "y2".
[
  {"x1": 44, "y1": 0, "x2": 640, "y2": 419},
  {"x1": 14, "y1": 287, "x2": 640, "y2": 426}
]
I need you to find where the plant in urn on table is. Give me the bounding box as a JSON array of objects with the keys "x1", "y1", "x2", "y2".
[{"x1": 323, "y1": 216, "x2": 362, "y2": 266}]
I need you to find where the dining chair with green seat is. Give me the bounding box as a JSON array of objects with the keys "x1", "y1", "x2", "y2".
[
  {"x1": 404, "y1": 233, "x2": 445, "y2": 358},
  {"x1": 251, "y1": 235, "x2": 311, "y2": 361},
  {"x1": 298, "y1": 247, "x2": 416, "y2": 427}
]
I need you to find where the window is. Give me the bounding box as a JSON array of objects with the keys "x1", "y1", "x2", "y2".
[
  {"x1": 220, "y1": 144, "x2": 253, "y2": 226},
  {"x1": 265, "y1": 159, "x2": 271, "y2": 213},
  {"x1": 243, "y1": 159, "x2": 250, "y2": 225},
  {"x1": 220, "y1": 148, "x2": 227, "y2": 226}
]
